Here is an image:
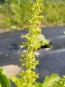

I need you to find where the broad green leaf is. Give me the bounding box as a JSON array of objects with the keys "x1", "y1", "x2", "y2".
[{"x1": 42, "y1": 74, "x2": 60, "y2": 87}]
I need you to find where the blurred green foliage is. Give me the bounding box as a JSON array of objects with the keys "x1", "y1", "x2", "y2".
[
  {"x1": 0, "y1": 0, "x2": 65, "y2": 29},
  {"x1": 43, "y1": 0, "x2": 65, "y2": 26},
  {"x1": 0, "y1": 0, "x2": 33, "y2": 29}
]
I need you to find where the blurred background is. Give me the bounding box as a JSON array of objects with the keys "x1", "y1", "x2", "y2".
[{"x1": 0, "y1": 0, "x2": 65, "y2": 30}]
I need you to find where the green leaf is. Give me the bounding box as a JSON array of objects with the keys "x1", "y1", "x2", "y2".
[
  {"x1": 35, "y1": 82, "x2": 42, "y2": 87},
  {"x1": 0, "y1": 84, "x2": 2, "y2": 87},
  {"x1": 42, "y1": 74, "x2": 60, "y2": 87},
  {"x1": 0, "y1": 68, "x2": 11, "y2": 87},
  {"x1": 38, "y1": 34, "x2": 49, "y2": 47},
  {"x1": 63, "y1": 31, "x2": 65, "y2": 35},
  {"x1": 10, "y1": 76, "x2": 22, "y2": 87}
]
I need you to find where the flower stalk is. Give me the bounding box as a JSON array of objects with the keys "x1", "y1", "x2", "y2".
[{"x1": 20, "y1": 0, "x2": 43, "y2": 87}]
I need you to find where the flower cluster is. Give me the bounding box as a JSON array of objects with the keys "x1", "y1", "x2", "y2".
[{"x1": 20, "y1": 0, "x2": 43, "y2": 87}]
